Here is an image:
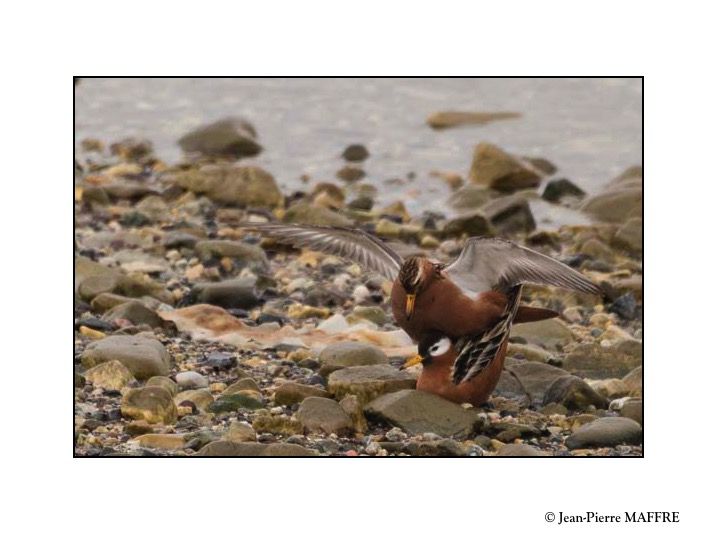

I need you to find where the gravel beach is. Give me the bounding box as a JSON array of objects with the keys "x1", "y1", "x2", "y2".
[{"x1": 74, "y1": 112, "x2": 642, "y2": 457}]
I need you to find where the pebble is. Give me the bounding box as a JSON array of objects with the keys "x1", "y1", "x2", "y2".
[
  {"x1": 318, "y1": 341, "x2": 388, "y2": 376},
  {"x1": 84, "y1": 360, "x2": 136, "y2": 391},
  {"x1": 565, "y1": 417, "x2": 642, "y2": 449},
  {"x1": 81, "y1": 335, "x2": 171, "y2": 380},
  {"x1": 175, "y1": 371, "x2": 209, "y2": 390},
  {"x1": 328, "y1": 365, "x2": 416, "y2": 404},
  {"x1": 121, "y1": 386, "x2": 177, "y2": 424}
]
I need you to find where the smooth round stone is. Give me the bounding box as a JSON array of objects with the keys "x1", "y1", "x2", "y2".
[{"x1": 175, "y1": 371, "x2": 209, "y2": 390}]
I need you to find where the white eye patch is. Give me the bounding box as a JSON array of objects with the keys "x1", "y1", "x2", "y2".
[{"x1": 429, "y1": 337, "x2": 451, "y2": 356}]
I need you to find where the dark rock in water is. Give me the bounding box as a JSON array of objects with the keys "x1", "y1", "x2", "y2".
[
  {"x1": 427, "y1": 111, "x2": 522, "y2": 130},
  {"x1": 171, "y1": 164, "x2": 282, "y2": 208},
  {"x1": 565, "y1": 417, "x2": 642, "y2": 449},
  {"x1": 543, "y1": 375, "x2": 608, "y2": 410},
  {"x1": 468, "y1": 143, "x2": 542, "y2": 192},
  {"x1": 283, "y1": 202, "x2": 353, "y2": 227},
  {"x1": 609, "y1": 293, "x2": 637, "y2": 320},
  {"x1": 336, "y1": 165, "x2": 366, "y2": 182},
  {"x1": 178, "y1": 118, "x2": 262, "y2": 160},
  {"x1": 581, "y1": 167, "x2": 642, "y2": 223},
  {"x1": 365, "y1": 389, "x2": 477, "y2": 438},
  {"x1": 541, "y1": 178, "x2": 586, "y2": 202},
  {"x1": 347, "y1": 196, "x2": 374, "y2": 211},
  {"x1": 191, "y1": 279, "x2": 260, "y2": 310},
  {"x1": 447, "y1": 185, "x2": 495, "y2": 210},
  {"x1": 110, "y1": 138, "x2": 154, "y2": 161},
  {"x1": 442, "y1": 212, "x2": 493, "y2": 238},
  {"x1": 342, "y1": 144, "x2": 370, "y2": 162},
  {"x1": 482, "y1": 195, "x2": 536, "y2": 234},
  {"x1": 296, "y1": 397, "x2": 354, "y2": 435},
  {"x1": 103, "y1": 300, "x2": 164, "y2": 327},
  {"x1": 204, "y1": 351, "x2": 237, "y2": 370},
  {"x1": 196, "y1": 441, "x2": 317, "y2": 456},
  {"x1": 524, "y1": 156, "x2": 558, "y2": 175}
]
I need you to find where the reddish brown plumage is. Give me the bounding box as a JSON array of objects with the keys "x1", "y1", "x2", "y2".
[
  {"x1": 390, "y1": 267, "x2": 556, "y2": 342},
  {"x1": 416, "y1": 338, "x2": 508, "y2": 407}
]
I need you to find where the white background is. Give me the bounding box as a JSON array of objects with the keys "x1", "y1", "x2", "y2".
[{"x1": 2, "y1": 0, "x2": 717, "y2": 538}]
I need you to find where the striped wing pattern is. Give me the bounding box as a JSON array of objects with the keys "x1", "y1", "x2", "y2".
[{"x1": 451, "y1": 285, "x2": 523, "y2": 385}]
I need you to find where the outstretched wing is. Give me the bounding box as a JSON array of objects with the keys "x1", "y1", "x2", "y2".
[
  {"x1": 451, "y1": 285, "x2": 523, "y2": 384},
  {"x1": 444, "y1": 237, "x2": 601, "y2": 297},
  {"x1": 239, "y1": 223, "x2": 403, "y2": 281}
]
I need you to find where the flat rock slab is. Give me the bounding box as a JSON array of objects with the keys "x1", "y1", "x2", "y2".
[
  {"x1": 566, "y1": 417, "x2": 642, "y2": 449},
  {"x1": 319, "y1": 341, "x2": 388, "y2": 376},
  {"x1": 561, "y1": 341, "x2": 642, "y2": 379},
  {"x1": 296, "y1": 397, "x2": 353, "y2": 435},
  {"x1": 273, "y1": 382, "x2": 330, "y2": 406},
  {"x1": 328, "y1": 364, "x2": 416, "y2": 404},
  {"x1": 196, "y1": 441, "x2": 317, "y2": 456},
  {"x1": 81, "y1": 335, "x2": 171, "y2": 379},
  {"x1": 364, "y1": 389, "x2": 478, "y2": 438},
  {"x1": 134, "y1": 434, "x2": 186, "y2": 450},
  {"x1": 503, "y1": 360, "x2": 571, "y2": 406}
]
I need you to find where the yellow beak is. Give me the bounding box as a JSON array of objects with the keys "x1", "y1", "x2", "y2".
[
  {"x1": 405, "y1": 293, "x2": 416, "y2": 319},
  {"x1": 402, "y1": 354, "x2": 423, "y2": 369}
]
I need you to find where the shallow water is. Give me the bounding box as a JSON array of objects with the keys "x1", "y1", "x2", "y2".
[{"x1": 74, "y1": 77, "x2": 641, "y2": 226}]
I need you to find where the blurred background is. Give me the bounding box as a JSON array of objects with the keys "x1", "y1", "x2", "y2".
[{"x1": 74, "y1": 77, "x2": 641, "y2": 227}]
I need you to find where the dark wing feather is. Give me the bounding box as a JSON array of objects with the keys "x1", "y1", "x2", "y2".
[
  {"x1": 451, "y1": 285, "x2": 523, "y2": 384},
  {"x1": 444, "y1": 237, "x2": 601, "y2": 296},
  {"x1": 239, "y1": 223, "x2": 403, "y2": 281}
]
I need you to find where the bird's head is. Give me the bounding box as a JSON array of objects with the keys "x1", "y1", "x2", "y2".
[
  {"x1": 398, "y1": 257, "x2": 436, "y2": 319},
  {"x1": 403, "y1": 331, "x2": 452, "y2": 369}
]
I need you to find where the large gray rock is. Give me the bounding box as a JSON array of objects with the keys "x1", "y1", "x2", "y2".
[
  {"x1": 468, "y1": 143, "x2": 541, "y2": 192},
  {"x1": 196, "y1": 441, "x2": 317, "y2": 456},
  {"x1": 581, "y1": 167, "x2": 642, "y2": 223},
  {"x1": 565, "y1": 417, "x2": 642, "y2": 449},
  {"x1": 190, "y1": 279, "x2": 260, "y2": 309},
  {"x1": 81, "y1": 335, "x2": 171, "y2": 379},
  {"x1": 121, "y1": 386, "x2": 177, "y2": 424},
  {"x1": 328, "y1": 364, "x2": 416, "y2": 404},
  {"x1": 543, "y1": 375, "x2": 608, "y2": 410},
  {"x1": 561, "y1": 341, "x2": 641, "y2": 379},
  {"x1": 172, "y1": 164, "x2": 282, "y2": 208},
  {"x1": 296, "y1": 397, "x2": 353, "y2": 435},
  {"x1": 620, "y1": 398, "x2": 643, "y2": 425},
  {"x1": 102, "y1": 300, "x2": 164, "y2": 327},
  {"x1": 365, "y1": 389, "x2": 478, "y2": 438},
  {"x1": 503, "y1": 360, "x2": 572, "y2": 406},
  {"x1": 178, "y1": 117, "x2": 262, "y2": 159},
  {"x1": 319, "y1": 342, "x2": 388, "y2": 376},
  {"x1": 75, "y1": 256, "x2": 121, "y2": 299},
  {"x1": 482, "y1": 194, "x2": 536, "y2": 234}
]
